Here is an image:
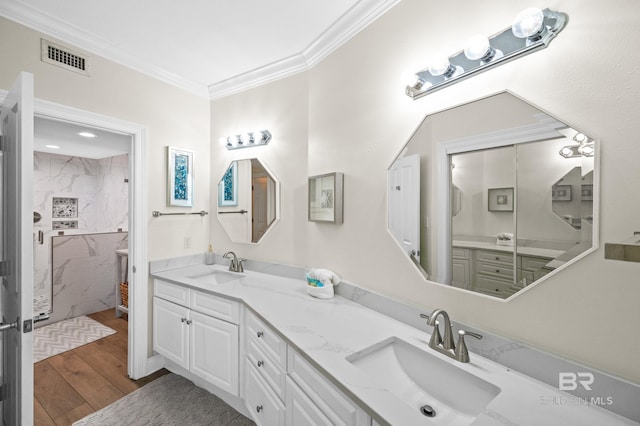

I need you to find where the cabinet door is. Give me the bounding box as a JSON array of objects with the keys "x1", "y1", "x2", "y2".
[
  {"x1": 285, "y1": 377, "x2": 332, "y2": 426},
  {"x1": 190, "y1": 311, "x2": 239, "y2": 395},
  {"x1": 153, "y1": 297, "x2": 189, "y2": 368},
  {"x1": 451, "y1": 258, "x2": 470, "y2": 289}
]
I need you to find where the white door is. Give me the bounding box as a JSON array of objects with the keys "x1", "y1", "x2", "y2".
[
  {"x1": 388, "y1": 154, "x2": 421, "y2": 262},
  {"x1": 0, "y1": 72, "x2": 34, "y2": 426}
]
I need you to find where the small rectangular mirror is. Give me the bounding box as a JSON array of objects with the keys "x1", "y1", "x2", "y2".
[{"x1": 308, "y1": 172, "x2": 343, "y2": 224}]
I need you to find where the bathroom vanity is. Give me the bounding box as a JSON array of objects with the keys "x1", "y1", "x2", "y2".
[{"x1": 151, "y1": 263, "x2": 636, "y2": 426}]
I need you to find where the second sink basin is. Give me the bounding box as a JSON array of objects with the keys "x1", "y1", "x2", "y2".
[
  {"x1": 346, "y1": 337, "x2": 501, "y2": 425},
  {"x1": 186, "y1": 269, "x2": 243, "y2": 285}
]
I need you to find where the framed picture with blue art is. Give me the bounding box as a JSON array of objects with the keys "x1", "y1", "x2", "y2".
[
  {"x1": 167, "y1": 146, "x2": 194, "y2": 207},
  {"x1": 218, "y1": 161, "x2": 238, "y2": 206}
]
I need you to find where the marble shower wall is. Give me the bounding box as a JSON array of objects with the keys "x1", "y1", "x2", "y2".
[
  {"x1": 33, "y1": 151, "x2": 129, "y2": 315},
  {"x1": 38, "y1": 232, "x2": 129, "y2": 327}
]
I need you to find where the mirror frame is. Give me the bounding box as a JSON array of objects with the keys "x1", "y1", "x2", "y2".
[
  {"x1": 216, "y1": 158, "x2": 281, "y2": 244},
  {"x1": 395, "y1": 91, "x2": 600, "y2": 300}
]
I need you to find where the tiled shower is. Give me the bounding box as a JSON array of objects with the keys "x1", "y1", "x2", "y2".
[{"x1": 33, "y1": 151, "x2": 129, "y2": 326}]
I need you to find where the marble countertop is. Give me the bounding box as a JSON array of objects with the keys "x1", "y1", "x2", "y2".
[
  {"x1": 453, "y1": 240, "x2": 565, "y2": 260},
  {"x1": 152, "y1": 264, "x2": 636, "y2": 426}
]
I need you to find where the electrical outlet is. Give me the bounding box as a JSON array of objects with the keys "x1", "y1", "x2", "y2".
[{"x1": 184, "y1": 236, "x2": 191, "y2": 249}]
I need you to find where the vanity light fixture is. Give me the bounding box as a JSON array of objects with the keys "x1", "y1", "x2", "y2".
[
  {"x1": 405, "y1": 7, "x2": 567, "y2": 99},
  {"x1": 559, "y1": 133, "x2": 594, "y2": 158},
  {"x1": 223, "y1": 130, "x2": 272, "y2": 150}
]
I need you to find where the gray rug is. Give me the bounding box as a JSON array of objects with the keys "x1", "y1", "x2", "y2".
[
  {"x1": 34, "y1": 315, "x2": 116, "y2": 363},
  {"x1": 73, "y1": 373, "x2": 255, "y2": 426}
]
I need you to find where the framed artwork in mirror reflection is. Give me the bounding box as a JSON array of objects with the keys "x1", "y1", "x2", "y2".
[
  {"x1": 167, "y1": 146, "x2": 193, "y2": 207},
  {"x1": 308, "y1": 172, "x2": 343, "y2": 224},
  {"x1": 218, "y1": 161, "x2": 238, "y2": 207},
  {"x1": 488, "y1": 187, "x2": 514, "y2": 212}
]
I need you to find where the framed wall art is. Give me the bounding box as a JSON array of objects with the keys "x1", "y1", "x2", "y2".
[
  {"x1": 218, "y1": 161, "x2": 238, "y2": 207},
  {"x1": 552, "y1": 184, "x2": 572, "y2": 201},
  {"x1": 167, "y1": 146, "x2": 194, "y2": 207},
  {"x1": 308, "y1": 172, "x2": 343, "y2": 224},
  {"x1": 488, "y1": 187, "x2": 514, "y2": 212}
]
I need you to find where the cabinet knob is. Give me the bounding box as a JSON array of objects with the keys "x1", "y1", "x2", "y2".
[
  {"x1": 186, "y1": 320, "x2": 192, "y2": 325},
  {"x1": 495, "y1": 256, "x2": 499, "y2": 260},
  {"x1": 256, "y1": 405, "x2": 263, "y2": 413},
  {"x1": 257, "y1": 331, "x2": 264, "y2": 338},
  {"x1": 496, "y1": 269, "x2": 500, "y2": 273},
  {"x1": 257, "y1": 360, "x2": 264, "y2": 367},
  {"x1": 181, "y1": 318, "x2": 186, "y2": 323}
]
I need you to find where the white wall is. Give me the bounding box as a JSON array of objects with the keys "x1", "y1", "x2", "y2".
[
  {"x1": 210, "y1": 0, "x2": 640, "y2": 384},
  {"x1": 0, "y1": 16, "x2": 211, "y2": 262}
]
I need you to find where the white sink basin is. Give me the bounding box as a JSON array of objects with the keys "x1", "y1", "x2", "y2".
[
  {"x1": 186, "y1": 269, "x2": 243, "y2": 285},
  {"x1": 346, "y1": 337, "x2": 501, "y2": 425}
]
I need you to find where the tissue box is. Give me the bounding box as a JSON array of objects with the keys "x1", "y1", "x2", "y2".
[
  {"x1": 306, "y1": 274, "x2": 334, "y2": 299},
  {"x1": 496, "y1": 233, "x2": 514, "y2": 246}
]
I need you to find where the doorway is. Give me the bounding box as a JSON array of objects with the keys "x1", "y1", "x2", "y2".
[{"x1": 31, "y1": 98, "x2": 149, "y2": 383}]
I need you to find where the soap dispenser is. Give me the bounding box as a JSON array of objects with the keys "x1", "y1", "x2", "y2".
[{"x1": 205, "y1": 244, "x2": 215, "y2": 265}]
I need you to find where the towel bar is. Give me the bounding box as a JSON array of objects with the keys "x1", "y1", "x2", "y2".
[
  {"x1": 218, "y1": 210, "x2": 248, "y2": 215},
  {"x1": 152, "y1": 210, "x2": 208, "y2": 217}
]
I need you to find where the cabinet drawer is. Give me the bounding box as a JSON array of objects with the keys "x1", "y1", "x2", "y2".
[
  {"x1": 245, "y1": 362, "x2": 285, "y2": 426},
  {"x1": 154, "y1": 279, "x2": 190, "y2": 307},
  {"x1": 451, "y1": 247, "x2": 470, "y2": 259},
  {"x1": 288, "y1": 350, "x2": 370, "y2": 426},
  {"x1": 475, "y1": 262, "x2": 513, "y2": 278},
  {"x1": 191, "y1": 290, "x2": 240, "y2": 324},
  {"x1": 473, "y1": 274, "x2": 514, "y2": 295},
  {"x1": 247, "y1": 311, "x2": 287, "y2": 370},
  {"x1": 476, "y1": 250, "x2": 513, "y2": 265},
  {"x1": 521, "y1": 255, "x2": 552, "y2": 271},
  {"x1": 247, "y1": 338, "x2": 286, "y2": 401}
]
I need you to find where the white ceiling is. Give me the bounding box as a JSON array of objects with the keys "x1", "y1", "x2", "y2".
[
  {"x1": 35, "y1": 116, "x2": 131, "y2": 159},
  {"x1": 0, "y1": 0, "x2": 398, "y2": 98}
]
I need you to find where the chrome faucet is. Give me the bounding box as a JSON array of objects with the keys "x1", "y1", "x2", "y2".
[
  {"x1": 223, "y1": 251, "x2": 244, "y2": 273},
  {"x1": 420, "y1": 309, "x2": 482, "y2": 363}
]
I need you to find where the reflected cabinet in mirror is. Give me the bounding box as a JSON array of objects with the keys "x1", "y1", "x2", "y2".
[
  {"x1": 217, "y1": 158, "x2": 279, "y2": 243},
  {"x1": 388, "y1": 92, "x2": 598, "y2": 299}
]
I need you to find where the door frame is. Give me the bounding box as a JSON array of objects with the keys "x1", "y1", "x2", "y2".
[{"x1": 0, "y1": 91, "x2": 149, "y2": 379}]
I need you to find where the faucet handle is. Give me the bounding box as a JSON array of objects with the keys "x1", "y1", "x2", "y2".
[
  {"x1": 454, "y1": 330, "x2": 482, "y2": 363},
  {"x1": 236, "y1": 258, "x2": 246, "y2": 273}
]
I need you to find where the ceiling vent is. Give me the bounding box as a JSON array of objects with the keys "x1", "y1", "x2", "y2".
[{"x1": 41, "y1": 39, "x2": 90, "y2": 76}]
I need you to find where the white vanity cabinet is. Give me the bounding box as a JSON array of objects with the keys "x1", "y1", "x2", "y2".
[
  {"x1": 243, "y1": 309, "x2": 287, "y2": 426},
  {"x1": 153, "y1": 279, "x2": 240, "y2": 396},
  {"x1": 286, "y1": 349, "x2": 371, "y2": 426}
]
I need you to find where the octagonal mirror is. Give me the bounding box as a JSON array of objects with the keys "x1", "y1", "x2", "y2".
[
  {"x1": 388, "y1": 92, "x2": 598, "y2": 299},
  {"x1": 217, "y1": 158, "x2": 279, "y2": 243}
]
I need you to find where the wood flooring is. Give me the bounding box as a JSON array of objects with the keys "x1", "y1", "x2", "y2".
[{"x1": 34, "y1": 309, "x2": 169, "y2": 426}]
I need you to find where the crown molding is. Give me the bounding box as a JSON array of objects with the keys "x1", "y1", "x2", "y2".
[
  {"x1": 0, "y1": 1, "x2": 210, "y2": 98},
  {"x1": 209, "y1": 0, "x2": 401, "y2": 100},
  {"x1": 1, "y1": 0, "x2": 400, "y2": 101}
]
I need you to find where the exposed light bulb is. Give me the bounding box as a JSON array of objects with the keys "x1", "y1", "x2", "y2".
[
  {"x1": 228, "y1": 135, "x2": 239, "y2": 146},
  {"x1": 464, "y1": 35, "x2": 492, "y2": 60},
  {"x1": 573, "y1": 132, "x2": 587, "y2": 143},
  {"x1": 240, "y1": 133, "x2": 252, "y2": 145},
  {"x1": 578, "y1": 144, "x2": 594, "y2": 156},
  {"x1": 512, "y1": 8, "x2": 545, "y2": 39},
  {"x1": 428, "y1": 57, "x2": 452, "y2": 76},
  {"x1": 559, "y1": 146, "x2": 574, "y2": 158},
  {"x1": 252, "y1": 130, "x2": 263, "y2": 143}
]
